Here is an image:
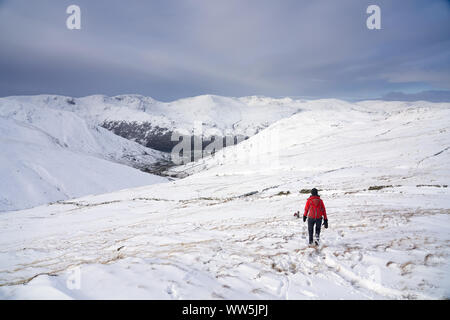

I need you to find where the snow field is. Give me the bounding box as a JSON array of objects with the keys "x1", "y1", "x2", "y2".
[{"x1": 0, "y1": 98, "x2": 449, "y2": 299}]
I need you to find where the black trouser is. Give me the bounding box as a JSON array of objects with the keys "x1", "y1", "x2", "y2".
[{"x1": 307, "y1": 217, "x2": 322, "y2": 244}]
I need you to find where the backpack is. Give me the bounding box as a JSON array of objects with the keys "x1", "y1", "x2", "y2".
[{"x1": 307, "y1": 198, "x2": 323, "y2": 219}]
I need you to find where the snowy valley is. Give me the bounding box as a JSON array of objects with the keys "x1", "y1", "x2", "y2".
[
  {"x1": 0, "y1": 94, "x2": 304, "y2": 211},
  {"x1": 1, "y1": 94, "x2": 303, "y2": 152}
]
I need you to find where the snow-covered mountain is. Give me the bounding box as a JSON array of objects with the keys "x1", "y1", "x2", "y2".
[
  {"x1": 168, "y1": 99, "x2": 450, "y2": 182},
  {"x1": 0, "y1": 93, "x2": 305, "y2": 212},
  {"x1": 0, "y1": 99, "x2": 449, "y2": 299},
  {"x1": 0, "y1": 99, "x2": 168, "y2": 212},
  {"x1": 0, "y1": 94, "x2": 304, "y2": 152}
]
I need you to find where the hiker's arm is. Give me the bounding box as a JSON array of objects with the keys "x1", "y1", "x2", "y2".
[
  {"x1": 303, "y1": 199, "x2": 310, "y2": 217},
  {"x1": 322, "y1": 201, "x2": 327, "y2": 220}
]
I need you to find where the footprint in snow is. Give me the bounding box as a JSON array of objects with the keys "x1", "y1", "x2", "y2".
[{"x1": 166, "y1": 283, "x2": 179, "y2": 299}]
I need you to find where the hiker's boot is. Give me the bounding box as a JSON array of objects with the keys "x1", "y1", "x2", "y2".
[{"x1": 314, "y1": 236, "x2": 320, "y2": 246}]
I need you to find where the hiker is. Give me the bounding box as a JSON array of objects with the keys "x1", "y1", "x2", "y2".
[{"x1": 303, "y1": 188, "x2": 328, "y2": 245}]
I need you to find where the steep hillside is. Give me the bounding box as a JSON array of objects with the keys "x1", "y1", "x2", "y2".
[{"x1": 0, "y1": 101, "x2": 168, "y2": 212}]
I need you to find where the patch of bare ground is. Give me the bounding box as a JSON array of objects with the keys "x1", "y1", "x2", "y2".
[
  {"x1": 251, "y1": 288, "x2": 266, "y2": 294},
  {"x1": 211, "y1": 292, "x2": 225, "y2": 299},
  {"x1": 400, "y1": 261, "x2": 415, "y2": 276}
]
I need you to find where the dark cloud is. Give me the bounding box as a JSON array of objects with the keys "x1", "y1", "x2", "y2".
[{"x1": 0, "y1": 0, "x2": 449, "y2": 100}]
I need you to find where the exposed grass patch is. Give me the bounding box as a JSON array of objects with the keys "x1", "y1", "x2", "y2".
[
  {"x1": 275, "y1": 191, "x2": 290, "y2": 196},
  {"x1": 416, "y1": 184, "x2": 447, "y2": 188},
  {"x1": 299, "y1": 189, "x2": 322, "y2": 194},
  {"x1": 386, "y1": 261, "x2": 395, "y2": 267},
  {"x1": 344, "y1": 190, "x2": 360, "y2": 195},
  {"x1": 239, "y1": 191, "x2": 259, "y2": 198},
  {"x1": 271, "y1": 262, "x2": 284, "y2": 273},
  {"x1": 368, "y1": 185, "x2": 393, "y2": 191}
]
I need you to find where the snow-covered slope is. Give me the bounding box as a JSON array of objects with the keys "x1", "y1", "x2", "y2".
[
  {"x1": 169, "y1": 99, "x2": 450, "y2": 182},
  {"x1": 0, "y1": 100, "x2": 168, "y2": 212},
  {"x1": 0, "y1": 99, "x2": 449, "y2": 299},
  {"x1": 0, "y1": 94, "x2": 303, "y2": 152}
]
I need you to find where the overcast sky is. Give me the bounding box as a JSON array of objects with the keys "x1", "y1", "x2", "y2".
[{"x1": 0, "y1": 0, "x2": 449, "y2": 101}]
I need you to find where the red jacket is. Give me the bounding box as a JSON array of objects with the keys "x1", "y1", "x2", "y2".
[{"x1": 304, "y1": 196, "x2": 327, "y2": 220}]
